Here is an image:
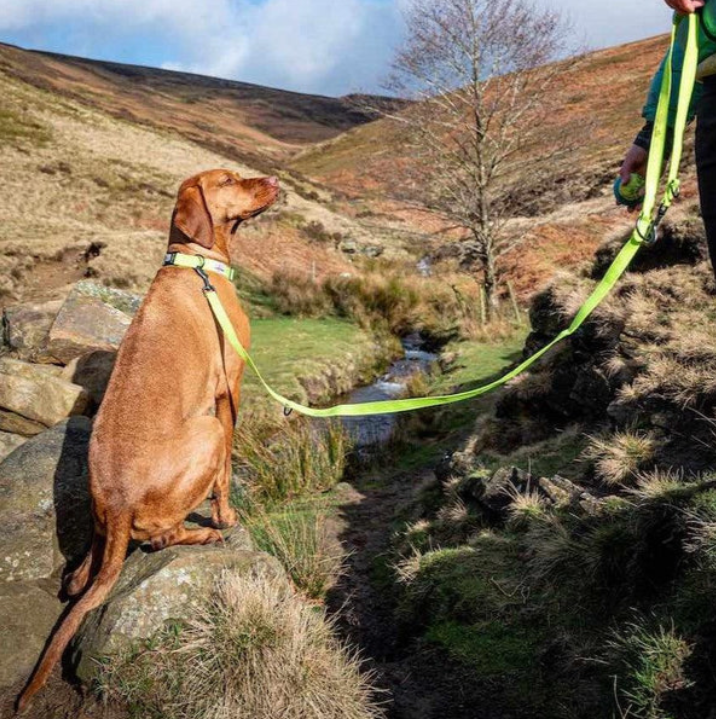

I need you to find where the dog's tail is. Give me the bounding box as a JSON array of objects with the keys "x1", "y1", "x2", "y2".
[{"x1": 16, "y1": 516, "x2": 131, "y2": 713}]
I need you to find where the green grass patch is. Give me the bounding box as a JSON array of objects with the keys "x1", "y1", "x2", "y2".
[
  {"x1": 430, "y1": 332, "x2": 527, "y2": 394},
  {"x1": 245, "y1": 503, "x2": 342, "y2": 600},
  {"x1": 241, "y1": 317, "x2": 391, "y2": 413},
  {"x1": 425, "y1": 619, "x2": 542, "y2": 675}
]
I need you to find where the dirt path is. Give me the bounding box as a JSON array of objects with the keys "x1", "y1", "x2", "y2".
[{"x1": 327, "y1": 459, "x2": 509, "y2": 719}]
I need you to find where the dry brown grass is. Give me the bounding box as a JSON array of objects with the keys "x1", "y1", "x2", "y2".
[
  {"x1": 584, "y1": 430, "x2": 658, "y2": 487},
  {"x1": 99, "y1": 571, "x2": 384, "y2": 719}
]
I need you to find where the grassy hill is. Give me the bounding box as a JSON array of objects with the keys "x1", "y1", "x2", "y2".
[
  {"x1": 291, "y1": 34, "x2": 692, "y2": 297},
  {"x1": 0, "y1": 34, "x2": 688, "y2": 307}
]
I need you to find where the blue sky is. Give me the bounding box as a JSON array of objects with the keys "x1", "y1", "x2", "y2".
[{"x1": 0, "y1": 0, "x2": 675, "y2": 97}]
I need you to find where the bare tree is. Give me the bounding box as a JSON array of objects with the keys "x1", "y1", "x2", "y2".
[{"x1": 383, "y1": 0, "x2": 572, "y2": 318}]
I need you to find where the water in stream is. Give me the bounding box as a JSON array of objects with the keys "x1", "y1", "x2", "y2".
[{"x1": 341, "y1": 332, "x2": 438, "y2": 447}]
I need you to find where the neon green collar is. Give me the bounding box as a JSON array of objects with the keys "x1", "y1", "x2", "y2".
[{"x1": 163, "y1": 252, "x2": 237, "y2": 282}]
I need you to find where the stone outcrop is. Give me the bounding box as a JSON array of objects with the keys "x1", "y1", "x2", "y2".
[
  {"x1": 0, "y1": 358, "x2": 90, "y2": 431},
  {"x1": 48, "y1": 282, "x2": 132, "y2": 364},
  {"x1": 71, "y1": 534, "x2": 282, "y2": 683},
  {"x1": 0, "y1": 417, "x2": 93, "y2": 583},
  {"x1": 0, "y1": 431, "x2": 26, "y2": 462},
  {"x1": 61, "y1": 350, "x2": 116, "y2": 407},
  {"x1": 2, "y1": 298, "x2": 63, "y2": 362}
]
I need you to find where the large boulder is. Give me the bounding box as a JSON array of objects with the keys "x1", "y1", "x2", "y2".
[
  {"x1": 0, "y1": 358, "x2": 90, "y2": 430},
  {"x1": 71, "y1": 536, "x2": 282, "y2": 683},
  {"x1": 0, "y1": 417, "x2": 92, "y2": 583},
  {"x1": 2, "y1": 299, "x2": 63, "y2": 362},
  {"x1": 47, "y1": 282, "x2": 138, "y2": 364},
  {"x1": 0, "y1": 581, "x2": 64, "y2": 688}
]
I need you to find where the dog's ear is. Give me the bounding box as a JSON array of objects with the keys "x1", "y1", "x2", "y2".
[{"x1": 172, "y1": 182, "x2": 214, "y2": 249}]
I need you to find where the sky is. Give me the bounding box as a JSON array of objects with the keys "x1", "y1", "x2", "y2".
[{"x1": 0, "y1": 0, "x2": 676, "y2": 97}]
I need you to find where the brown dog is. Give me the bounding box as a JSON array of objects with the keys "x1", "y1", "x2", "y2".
[{"x1": 18, "y1": 169, "x2": 279, "y2": 711}]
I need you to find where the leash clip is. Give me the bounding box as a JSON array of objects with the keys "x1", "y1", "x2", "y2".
[
  {"x1": 195, "y1": 266, "x2": 216, "y2": 293},
  {"x1": 283, "y1": 406, "x2": 293, "y2": 417}
]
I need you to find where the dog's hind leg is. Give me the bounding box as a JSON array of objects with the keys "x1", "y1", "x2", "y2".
[
  {"x1": 211, "y1": 394, "x2": 240, "y2": 529},
  {"x1": 149, "y1": 524, "x2": 223, "y2": 551},
  {"x1": 64, "y1": 531, "x2": 106, "y2": 597}
]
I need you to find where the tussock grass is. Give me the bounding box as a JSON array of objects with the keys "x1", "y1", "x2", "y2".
[
  {"x1": 99, "y1": 572, "x2": 384, "y2": 719},
  {"x1": 234, "y1": 416, "x2": 350, "y2": 508},
  {"x1": 269, "y1": 266, "x2": 522, "y2": 340},
  {"x1": 245, "y1": 505, "x2": 343, "y2": 599},
  {"x1": 584, "y1": 430, "x2": 657, "y2": 486},
  {"x1": 609, "y1": 620, "x2": 693, "y2": 719},
  {"x1": 505, "y1": 483, "x2": 547, "y2": 530}
]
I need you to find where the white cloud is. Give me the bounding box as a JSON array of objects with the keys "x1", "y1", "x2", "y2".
[
  {"x1": 0, "y1": 0, "x2": 402, "y2": 95},
  {"x1": 0, "y1": 0, "x2": 679, "y2": 95}
]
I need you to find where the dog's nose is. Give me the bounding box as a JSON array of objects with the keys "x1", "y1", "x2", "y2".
[{"x1": 265, "y1": 176, "x2": 279, "y2": 187}]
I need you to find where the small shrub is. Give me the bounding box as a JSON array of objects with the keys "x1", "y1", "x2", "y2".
[
  {"x1": 270, "y1": 269, "x2": 331, "y2": 317},
  {"x1": 584, "y1": 430, "x2": 657, "y2": 486},
  {"x1": 301, "y1": 220, "x2": 342, "y2": 245},
  {"x1": 99, "y1": 572, "x2": 384, "y2": 719},
  {"x1": 609, "y1": 620, "x2": 693, "y2": 719},
  {"x1": 246, "y1": 506, "x2": 343, "y2": 599},
  {"x1": 235, "y1": 416, "x2": 350, "y2": 508}
]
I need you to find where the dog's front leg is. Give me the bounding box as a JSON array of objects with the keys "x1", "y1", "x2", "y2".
[{"x1": 211, "y1": 395, "x2": 239, "y2": 529}]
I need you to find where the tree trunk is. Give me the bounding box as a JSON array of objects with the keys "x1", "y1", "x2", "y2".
[{"x1": 483, "y1": 258, "x2": 499, "y2": 323}]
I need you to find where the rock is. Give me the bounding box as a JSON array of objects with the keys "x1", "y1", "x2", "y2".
[
  {"x1": 48, "y1": 282, "x2": 135, "y2": 364},
  {"x1": 0, "y1": 431, "x2": 26, "y2": 461},
  {"x1": 62, "y1": 350, "x2": 116, "y2": 407},
  {"x1": 339, "y1": 240, "x2": 358, "y2": 254},
  {"x1": 0, "y1": 581, "x2": 64, "y2": 688},
  {"x1": 538, "y1": 475, "x2": 579, "y2": 506},
  {"x1": 481, "y1": 466, "x2": 532, "y2": 516},
  {"x1": 362, "y1": 245, "x2": 384, "y2": 258},
  {"x1": 0, "y1": 408, "x2": 47, "y2": 436},
  {"x1": 3, "y1": 299, "x2": 63, "y2": 362},
  {"x1": 0, "y1": 358, "x2": 90, "y2": 428},
  {"x1": 0, "y1": 417, "x2": 93, "y2": 583},
  {"x1": 71, "y1": 540, "x2": 282, "y2": 683}
]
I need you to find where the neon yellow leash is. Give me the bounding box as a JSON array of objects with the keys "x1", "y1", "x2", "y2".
[{"x1": 169, "y1": 14, "x2": 699, "y2": 418}]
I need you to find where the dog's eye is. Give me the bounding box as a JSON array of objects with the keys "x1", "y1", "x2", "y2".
[{"x1": 220, "y1": 177, "x2": 235, "y2": 186}]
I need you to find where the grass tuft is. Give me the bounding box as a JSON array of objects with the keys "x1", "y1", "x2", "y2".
[
  {"x1": 98, "y1": 572, "x2": 385, "y2": 719},
  {"x1": 584, "y1": 430, "x2": 657, "y2": 487},
  {"x1": 245, "y1": 505, "x2": 343, "y2": 600},
  {"x1": 609, "y1": 620, "x2": 693, "y2": 719},
  {"x1": 235, "y1": 416, "x2": 350, "y2": 509}
]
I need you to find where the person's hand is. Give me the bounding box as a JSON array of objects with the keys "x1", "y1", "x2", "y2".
[
  {"x1": 665, "y1": 0, "x2": 705, "y2": 13},
  {"x1": 619, "y1": 144, "x2": 649, "y2": 212}
]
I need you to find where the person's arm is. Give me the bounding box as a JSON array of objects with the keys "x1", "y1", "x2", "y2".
[
  {"x1": 619, "y1": 12, "x2": 702, "y2": 204},
  {"x1": 641, "y1": 15, "x2": 702, "y2": 135}
]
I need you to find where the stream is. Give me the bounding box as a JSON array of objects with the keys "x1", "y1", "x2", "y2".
[{"x1": 340, "y1": 332, "x2": 438, "y2": 448}]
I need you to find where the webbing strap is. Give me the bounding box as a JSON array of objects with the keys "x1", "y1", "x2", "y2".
[
  {"x1": 202, "y1": 15, "x2": 699, "y2": 418},
  {"x1": 164, "y1": 252, "x2": 237, "y2": 282}
]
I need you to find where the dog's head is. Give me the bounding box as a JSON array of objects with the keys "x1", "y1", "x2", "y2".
[{"x1": 171, "y1": 169, "x2": 279, "y2": 249}]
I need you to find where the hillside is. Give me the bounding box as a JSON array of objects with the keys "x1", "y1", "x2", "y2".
[
  {"x1": 292, "y1": 34, "x2": 691, "y2": 297},
  {"x1": 0, "y1": 44, "x2": 424, "y2": 307},
  {"x1": 0, "y1": 35, "x2": 690, "y2": 307},
  {"x1": 0, "y1": 42, "x2": 382, "y2": 161}
]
